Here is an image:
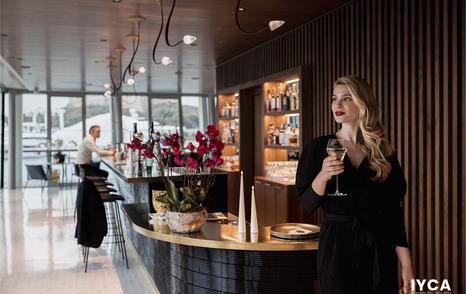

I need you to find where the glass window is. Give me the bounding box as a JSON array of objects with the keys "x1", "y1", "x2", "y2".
[
  {"x1": 181, "y1": 96, "x2": 205, "y2": 144},
  {"x1": 122, "y1": 95, "x2": 149, "y2": 142},
  {"x1": 150, "y1": 98, "x2": 180, "y2": 136},
  {"x1": 22, "y1": 94, "x2": 48, "y2": 186},
  {"x1": 50, "y1": 96, "x2": 83, "y2": 151},
  {"x1": 86, "y1": 95, "x2": 112, "y2": 146},
  {"x1": 2, "y1": 92, "x2": 8, "y2": 186}
]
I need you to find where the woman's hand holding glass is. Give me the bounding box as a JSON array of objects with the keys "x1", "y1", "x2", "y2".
[
  {"x1": 319, "y1": 156, "x2": 345, "y2": 181},
  {"x1": 312, "y1": 156, "x2": 344, "y2": 196}
]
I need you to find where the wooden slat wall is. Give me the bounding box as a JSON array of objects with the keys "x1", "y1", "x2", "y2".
[{"x1": 217, "y1": 0, "x2": 465, "y2": 292}]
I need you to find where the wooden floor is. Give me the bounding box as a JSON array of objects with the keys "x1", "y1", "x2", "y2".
[{"x1": 0, "y1": 186, "x2": 159, "y2": 294}]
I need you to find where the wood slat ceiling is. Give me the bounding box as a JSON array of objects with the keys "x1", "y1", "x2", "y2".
[{"x1": 0, "y1": 0, "x2": 349, "y2": 93}]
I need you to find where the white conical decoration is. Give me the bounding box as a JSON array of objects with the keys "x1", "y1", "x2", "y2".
[
  {"x1": 250, "y1": 186, "x2": 258, "y2": 234},
  {"x1": 250, "y1": 233, "x2": 258, "y2": 243},
  {"x1": 237, "y1": 171, "x2": 246, "y2": 235}
]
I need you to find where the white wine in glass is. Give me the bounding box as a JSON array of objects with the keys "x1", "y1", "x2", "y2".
[{"x1": 326, "y1": 139, "x2": 347, "y2": 196}]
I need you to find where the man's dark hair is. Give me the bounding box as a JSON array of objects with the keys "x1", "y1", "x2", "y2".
[{"x1": 89, "y1": 125, "x2": 100, "y2": 134}]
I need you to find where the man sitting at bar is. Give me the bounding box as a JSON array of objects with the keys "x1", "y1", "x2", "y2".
[{"x1": 76, "y1": 125, "x2": 115, "y2": 178}]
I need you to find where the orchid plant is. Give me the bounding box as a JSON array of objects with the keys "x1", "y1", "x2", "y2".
[{"x1": 129, "y1": 125, "x2": 224, "y2": 213}]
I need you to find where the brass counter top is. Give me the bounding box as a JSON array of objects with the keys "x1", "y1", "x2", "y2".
[
  {"x1": 100, "y1": 156, "x2": 183, "y2": 183},
  {"x1": 122, "y1": 203, "x2": 319, "y2": 251}
]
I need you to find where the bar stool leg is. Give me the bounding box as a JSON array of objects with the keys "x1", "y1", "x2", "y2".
[
  {"x1": 84, "y1": 246, "x2": 90, "y2": 272},
  {"x1": 110, "y1": 203, "x2": 123, "y2": 253},
  {"x1": 114, "y1": 202, "x2": 129, "y2": 269}
]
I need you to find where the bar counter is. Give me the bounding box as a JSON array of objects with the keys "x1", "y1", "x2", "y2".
[
  {"x1": 122, "y1": 203, "x2": 319, "y2": 293},
  {"x1": 101, "y1": 157, "x2": 319, "y2": 293},
  {"x1": 100, "y1": 157, "x2": 228, "y2": 211},
  {"x1": 100, "y1": 157, "x2": 183, "y2": 183}
]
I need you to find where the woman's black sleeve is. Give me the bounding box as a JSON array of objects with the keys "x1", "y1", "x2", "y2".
[
  {"x1": 295, "y1": 139, "x2": 324, "y2": 214},
  {"x1": 384, "y1": 153, "x2": 409, "y2": 248}
]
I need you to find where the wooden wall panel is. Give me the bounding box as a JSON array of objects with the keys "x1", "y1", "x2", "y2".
[{"x1": 217, "y1": 0, "x2": 465, "y2": 292}]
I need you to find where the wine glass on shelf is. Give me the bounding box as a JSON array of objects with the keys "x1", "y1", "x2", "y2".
[{"x1": 326, "y1": 139, "x2": 347, "y2": 196}]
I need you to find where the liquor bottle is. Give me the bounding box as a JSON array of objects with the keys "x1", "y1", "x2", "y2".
[
  {"x1": 276, "y1": 84, "x2": 283, "y2": 111},
  {"x1": 271, "y1": 88, "x2": 277, "y2": 111},
  {"x1": 234, "y1": 97, "x2": 239, "y2": 117},
  {"x1": 148, "y1": 121, "x2": 155, "y2": 145},
  {"x1": 293, "y1": 82, "x2": 300, "y2": 110},
  {"x1": 230, "y1": 126, "x2": 235, "y2": 144},
  {"x1": 267, "y1": 90, "x2": 272, "y2": 112},
  {"x1": 283, "y1": 86, "x2": 290, "y2": 111},
  {"x1": 133, "y1": 123, "x2": 138, "y2": 139}
]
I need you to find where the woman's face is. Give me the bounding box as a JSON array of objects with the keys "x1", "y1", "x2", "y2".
[{"x1": 331, "y1": 84, "x2": 359, "y2": 124}]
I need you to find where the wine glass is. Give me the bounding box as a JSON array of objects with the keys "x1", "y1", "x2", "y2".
[{"x1": 326, "y1": 139, "x2": 347, "y2": 196}]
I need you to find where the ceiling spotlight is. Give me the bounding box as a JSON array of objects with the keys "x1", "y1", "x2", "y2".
[
  {"x1": 182, "y1": 35, "x2": 197, "y2": 45},
  {"x1": 235, "y1": 0, "x2": 285, "y2": 34},
  {"x1": 161, "y1": 57, "x2": 173, "y2": 65},
  {"x1": 112, "y1": 0, "x2": 121, "y2": 2},
  {"x1": 104, "y1": 83, "x2": 111, "y2": 89},
  {"x1": 104, "y1": 90, "x2": 112, "y2": 97},
  {"x1": 138, "y1": 66, "x2": 146, "y2": 74},
  {"x1": 127, "y1": 78, "x2": 135, "y2": 85},
  {"x1": 268, "y1": 20, "x2": 285, "y2": 31}
]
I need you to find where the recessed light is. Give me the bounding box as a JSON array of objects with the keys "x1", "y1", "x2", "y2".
[
  {"x1": 238, "y1": 7, "x2": 245, "y2": 11},
  {"x1": 112, "y1": 0, "x2": 121, "y2": 3}
]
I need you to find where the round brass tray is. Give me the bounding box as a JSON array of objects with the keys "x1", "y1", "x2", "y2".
[{"x1": 270, "y1": 223, "x2": 320, "y2": 240}]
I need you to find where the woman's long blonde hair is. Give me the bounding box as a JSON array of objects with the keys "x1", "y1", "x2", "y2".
[{"x1": 334, "y1": 76, "x2": 393, "y2": 182}]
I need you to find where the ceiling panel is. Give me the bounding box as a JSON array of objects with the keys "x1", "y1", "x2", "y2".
[{"x1": 0, "y1": 0, "x2": 350, "y2": 93}]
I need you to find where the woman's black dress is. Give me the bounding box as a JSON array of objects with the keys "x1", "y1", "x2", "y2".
[{"x1": 296, "y1": 134, "x2": 409, "y2": 294}]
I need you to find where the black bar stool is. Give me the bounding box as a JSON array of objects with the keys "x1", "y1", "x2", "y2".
[{"x1": 81, "y1": 178, "x2": 129, "y2": 272}]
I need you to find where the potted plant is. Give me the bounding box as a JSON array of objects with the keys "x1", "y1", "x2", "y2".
[{"x1": 152, "y1": 125, "x2": 224, "y2": 233}]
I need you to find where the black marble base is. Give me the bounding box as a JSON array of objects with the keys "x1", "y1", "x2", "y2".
[{"x1": 121, "y1": 205, "x2": 318, "y2": 294}]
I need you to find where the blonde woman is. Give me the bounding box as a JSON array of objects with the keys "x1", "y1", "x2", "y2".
[{"x1": 296, "y1": 76, "x2": 414, "y2": 294}]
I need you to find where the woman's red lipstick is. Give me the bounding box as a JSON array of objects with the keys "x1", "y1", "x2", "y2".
[{"x1": 335, "y1": 111, "x2": 346, "y2": 116}]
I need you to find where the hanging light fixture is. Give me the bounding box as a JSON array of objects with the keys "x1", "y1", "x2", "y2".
[
  {"x1": 152, "y1": 0, "x2": 165, "y2": 65},
  {"x1": 122, "y1": 14, "x2": 146, "y2": 86},
  {"x1": 161, "y1": 56, "x2": 173, "y2": 65},
  {"x1": 235, "y1": 0, "x2": 285, "y2": 34},
  {"x1": 165, "y1": 0, "x2": 197, "y2": 47},
  {"x1": 138, "y1": 66, "x2": 146, "y2": 73},
  {"x1": 151, "y1": 0, "x2": 176, "y2": 67}
]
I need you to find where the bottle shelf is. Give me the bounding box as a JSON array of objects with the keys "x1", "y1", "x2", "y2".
[
  {"x1": 218, "y1": 116, "x2": 239, "y2": 121},
  {"x1": 264, "y1": 110, "x2": 299, "y2": 116},
  {"x1": 264, "y1": 144, "x2": 300, "y2": 150}
]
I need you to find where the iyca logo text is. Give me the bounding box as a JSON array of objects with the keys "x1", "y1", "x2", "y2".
[{"x1": 411, "y1": 279, "x2": 451, "y2": 292}]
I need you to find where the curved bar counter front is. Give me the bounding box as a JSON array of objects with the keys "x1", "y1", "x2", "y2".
[{"x1": 101, "y1": 158, "x2": 319, "y2": 293}]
